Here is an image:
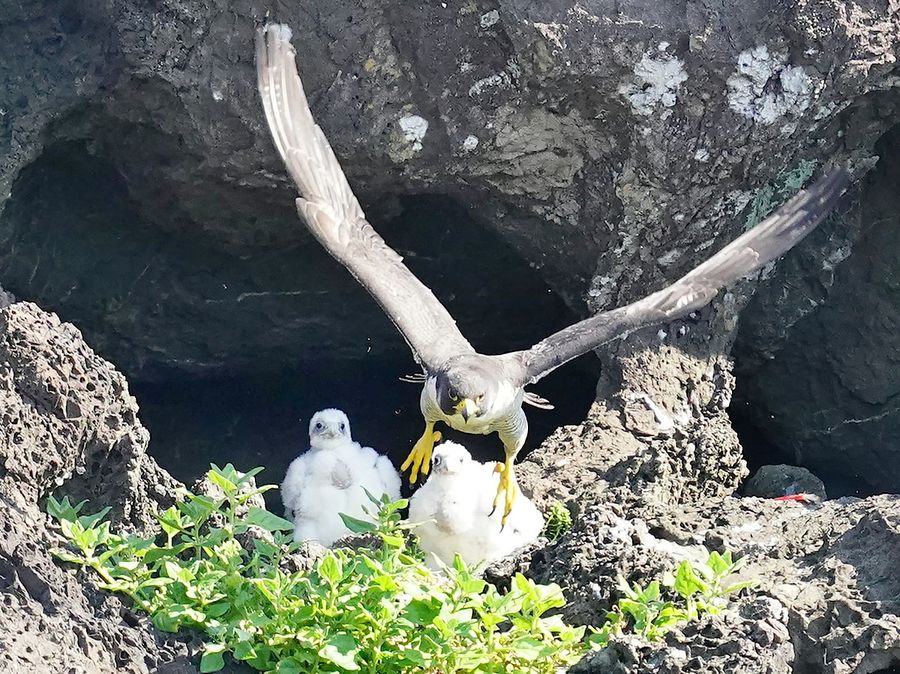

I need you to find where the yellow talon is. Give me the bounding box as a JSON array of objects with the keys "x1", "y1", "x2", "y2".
[
  {"x1": 400, "y1": 422, "x2": 441, "y2": 484},
  {"x1": 491, "y1": 456, "x2": 517, "y2": 527}
]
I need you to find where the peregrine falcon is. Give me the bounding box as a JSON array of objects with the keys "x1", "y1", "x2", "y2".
[
  {"x1": 256, "y1": 24, "x2": 849, "y2": 524},
  {"x1": 408, "y1": 440, "x2": 544, "y2": 570},
  {"x1": 282, "y1": 408, "x2": 401, "y2": 546}
]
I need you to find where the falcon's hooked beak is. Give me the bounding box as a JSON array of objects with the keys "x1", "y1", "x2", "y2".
[{"x1": 454, "y1": 398, "x2": 480, "y2": 421}]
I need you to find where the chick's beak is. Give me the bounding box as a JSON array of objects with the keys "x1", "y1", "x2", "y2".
[{"x1": 455, "y1": 398, "x2": 480, "y2": 421}]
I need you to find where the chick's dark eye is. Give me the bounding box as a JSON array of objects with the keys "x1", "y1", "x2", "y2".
[
  {"x1": 339, "y1": 422, "x2": 346, "y2": 432},
  {"x1": 315, "y1": 422, "x2": 323, "y2": 430}
]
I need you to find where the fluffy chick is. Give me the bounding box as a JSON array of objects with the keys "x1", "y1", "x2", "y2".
[
  {"x1": 407, "y1": 440, "x2": 544, "y2": 570},
  {"x1": 282, "y1": 408, "x2": 401, "y2": 547}
]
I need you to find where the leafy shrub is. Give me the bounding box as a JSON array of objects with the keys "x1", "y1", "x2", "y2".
[
  {"x1": 48, "y1": 464, "x2": 587, "y2": 673},
  {"x1": 588, "y1": 550, "x2": 758, "y2": 647}
]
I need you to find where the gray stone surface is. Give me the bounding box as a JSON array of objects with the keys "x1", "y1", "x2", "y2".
[
  {"x1": 0, "y1": 301, "x2": 246, "y2": 673},
  {"x1": 735, "y1": 129, "x2": 900, "y2": 495},
  {"x1": 0, "y1": 0, "x2": 890, "y2": 371},
  {"x1": 743, "y1": 464, "x2": 828, "y2": 500}
]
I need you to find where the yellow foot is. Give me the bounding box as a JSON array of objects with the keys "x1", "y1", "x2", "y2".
[
  {"x1": 400, "y1": 422, "x2": 442, "y2": 484},
  {"x1": 490, "y1": 457, "x2": 517, "y2": 527}
]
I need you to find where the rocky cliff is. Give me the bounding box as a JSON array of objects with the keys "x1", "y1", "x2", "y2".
[
  {"x1": 0, "y1": 300, "x2": 249, "y2": 672},
  {"x1": 2, "y1": 0, "x2": 899, "y2": 489},
  {"x1": 1, "y1": 1, "x2": 900, "y2": 672}
]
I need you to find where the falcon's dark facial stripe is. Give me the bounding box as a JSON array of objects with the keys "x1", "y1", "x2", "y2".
[{"x1": 435, "y1": 372, "x2": 483, "y2": 418}]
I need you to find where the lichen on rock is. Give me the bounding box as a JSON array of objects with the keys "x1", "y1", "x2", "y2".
[
  {"x1": 726, "y1": 46, "x2": 817, "y2": 128},
  {"x1": 618, "y1": 50, "x2": 688, "y2": 117}
]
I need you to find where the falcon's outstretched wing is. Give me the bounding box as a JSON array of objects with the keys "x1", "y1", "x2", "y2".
[
  {"x1": 256, "y1": 24, "x2": 474, "y2": 370},
  {"x1": 509, "y1": 168, "x2": 850, "y2": 386}
]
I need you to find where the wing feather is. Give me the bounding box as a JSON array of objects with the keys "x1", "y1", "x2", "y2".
[
  {"x1": 256, "y1": 24, "x2": 474, "y2": 370},
  {"x1": 510, "y1": 167, "x2": 850, "y2": 385}
]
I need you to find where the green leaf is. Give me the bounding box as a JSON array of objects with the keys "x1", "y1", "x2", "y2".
[
  {"x1": 205, "y1": 602, "x2": 230, "y2": 618},
  {"x1": 232, "y1": 641, "x2": 255, "y2": 661},
  {"x1": 723, "y1": 579, "x2": 757, "y2": 595},
  {"x1": 317, "y1": 555, "x2": 343, "y2": 584},
  {"x1": 362, "y1": 486, "x2": 381, "y2": 506},
  {"x1": 380, "y1": 534, "x2": 405, "y2": 548},
  {"x1": 244, "y1": 507, "x2": 294, "y2": 532},
  {"x1": 47, "y1": 495, "x2": 87, "y2": 522},
  {"x1": 403, "y1": 598, "x2": 440, "y2": 623},
  {"x1": 233, "y1": 465, "x2": 265, "y2": 487},
  {"x1": 199, "y1": 644, "x2": 226, "y2": 673},
  {"x1": 319, "y1": 634, "x2": 360, "y2": 671},
  {"x1": 207, "y1": 468, "x2": 238, "y2": 494},
  {"x1": 641, "y1": 580, "x2": 661, "y2": 603},
  {"x1": 77, "y1": 507, "x2": 111, "y2": 530},
  {"x1": 673, "y1": 561, "x2": 708, "y2": 598},
  {"x1": 157, "y1": 506, "x2": 185, "y2": 536},
  {"x1": 52, "y1": 548, "x2": 86, "y2": 564},
  {"x1": 276, "y1": 659, "x2": 304, "y2": 674},
  {"x1": 338, "y1": 513, "x2": 377, "y2": 533},
  {"x1": 706, "y1": 551, "x2": 730, "y2": 578},
  {"x1": 144, "y1": 545, "x2": 186, "y2": 565}
]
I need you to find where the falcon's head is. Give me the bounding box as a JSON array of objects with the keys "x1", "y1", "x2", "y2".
[
  {"x1": 308, "y1": 408, "x2": 351, "y2": 450},
  {"x1": 435, "y1": 358, "x2": 500, "y2": 423},
  {"x1": 430, "y1": 441, "x2": 471, "y2": 476}
]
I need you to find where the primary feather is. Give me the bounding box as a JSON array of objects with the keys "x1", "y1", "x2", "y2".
[
  {"x1": 282, "y1": 409, "x2": 401, "y2": 547},
  {"x1": 407, "y1": 441, "x2": 544, "y2": 570}
]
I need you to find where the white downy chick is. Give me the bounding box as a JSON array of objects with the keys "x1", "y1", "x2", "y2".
[
  {"x1": 281, "y1": 408, "x2": 401, "y2": 547},
  {"x1": 407, "y1": 440, "x2": 544, "y2": 570}
]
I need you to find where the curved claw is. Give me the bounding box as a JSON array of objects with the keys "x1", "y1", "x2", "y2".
[
  {"x1": 490, "y1": 458, "x2": 517, "y2": 528},
  {"x1": 400, "y1": 422, "x2": 441, "y2": 484}
]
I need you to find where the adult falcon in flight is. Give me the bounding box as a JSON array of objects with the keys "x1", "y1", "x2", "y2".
[{"x1": 255, "y1": 23, "x2": 849, "y2": 524}]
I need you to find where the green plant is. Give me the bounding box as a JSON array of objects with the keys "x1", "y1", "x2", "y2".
[
  {"x1": 587, "y1": 549, "x2": 757, "y2": 649},
  {"x1": 613, "y1": 577, "x2": 689, "y2": 641},
  {"x1": 48, "y1": 464, "x2": 587, "y2": 674},
  {"x1": 543, "y1": 501, "x2": 573, "y2": 542},
  {"x1": 667, "y1": 550, "x2": 757, "y2": 618}
]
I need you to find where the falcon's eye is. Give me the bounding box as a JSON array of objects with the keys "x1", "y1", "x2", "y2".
[
  {"x1": 449, "y1": 389, "x2": 458, "y2": 402},
  {"x1": 476, "y1": 394, "x2": 484, "y2": 403}
]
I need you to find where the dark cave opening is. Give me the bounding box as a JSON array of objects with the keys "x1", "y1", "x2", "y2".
[
  {"x1": 730, "y1": 120, "x2": 900, "y2": 499},
  {"x1": 131, "y1": 191, "x2": 602, "y2": 498},
  {"x1": 0, "y1": 138, "x2": 599, "y2": 500}
]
